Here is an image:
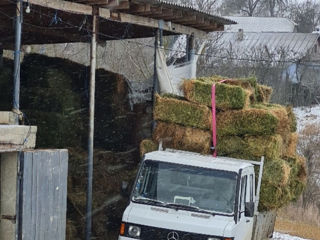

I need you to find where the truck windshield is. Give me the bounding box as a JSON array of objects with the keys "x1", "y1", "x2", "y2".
[{"x1": 132, "y1": 160, "x2": 238, "y2": 214}]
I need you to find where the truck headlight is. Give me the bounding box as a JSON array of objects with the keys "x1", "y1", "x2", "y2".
[{"x1": 128, "y1": 225, "x2": 141, "y2": 238}]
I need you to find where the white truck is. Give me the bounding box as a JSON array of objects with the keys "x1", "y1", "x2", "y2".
[{"x1": 118, "y1": 148, "x2": 276, "y2": 240}]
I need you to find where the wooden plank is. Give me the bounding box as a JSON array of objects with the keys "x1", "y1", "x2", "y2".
[
  {"x1": 52, "y1": 152, "x2": 60, "y2": 236},
  {"x1": 161, "y1": 10, "x2": 183, "y2": 21},
  {"x1": 60, "y1": 150, "x2": 68, "y2": 240},
  {"x1": 102, "y1": 0, "x2": 130, "y2": 9},
  {"x1": 174, "y1": 15, "x2": 197, "y2": 24},
  {"x1": 23, "y1": 0, "x2": 93, "y2": 15},
  {"x1": 118, "y1": 12, "x2": 207, "y2": 37},
  {"x1": 21, "y1": 152, "x2": 33, "y2": 240},
  {"x1": 20, "y1": 150, "x2": 68, "y2": 240},
  {"x1": 42, "y1": 152, "x2": 48, "y2": 240},
  {"x1": 31, "y1": 152, "x2": 37, "y2": 240},
  {"x1": 130, "y1": 3, "x2": 151, "y2": 13},
  {"x1": 23, "y1": 0, "x2": 208, "y2": 36},
  {"x1": 99, "y1": 7, "x2": 111, "y2": 19},
  {"x1": 44, "y1": 151, "x2": 51, "y2": 239}
]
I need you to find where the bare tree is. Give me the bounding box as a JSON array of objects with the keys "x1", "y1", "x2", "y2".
[
  {"x1": 220, "y1": 0, "x2": 263, "y2": 16},
  {"x1": 166, "y1": 0, "x2": 220, "y2": 13},
  {"x1": 284, "y1": 0, "x2": 320, "y2": 32},
  {"x1": 264, "y1": 0, "x2": 288, "y2": 17}
]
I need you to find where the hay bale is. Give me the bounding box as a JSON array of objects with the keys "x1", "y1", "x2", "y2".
[
  {"x1": 154, "y1": 94, "x2": 212, "y2": 130},
  {"x1": 251, "y1": 104, "x2": 290, "y2": 142},
  {"x1": 259, "y1": 159, "x2": 292, "y2": 210},
  {"x1": 217, "y1": 134, "x2": 283, "y2": 160},
  {"x1": 66, "y1": 220, "x2": 80, "y2": 240},
  {"x1": 0, "y1": 62, "x2": 13, "y2": 110},
  {"x1": 284, "y1": 133, "x2": 298, "y2": 158},
  {"x1": 24, "y1": 110, "x2": 84, "y2": 148},
  {"x1": 285, "y1": 155, "x2": 307, "y2": 201},
  {"x1": 153, "y1": 121, "x2": 212, "y2": 154},
  {"x1": 140, "y1": 139, "x2": 158, "y2": 157},
  {"x1": 257, "y1": 84, "x2": 273, "y2": 103},
  {"x1": 182, "y1": 79, "x2": 250, "y2": 110},
  {"x1": 259, "y1": 184, "x2": 291, "y2": 211},
  {"x1": 197, "y1": 75, "x2": 258, "y2": 89},
  {"x1": 216, "y1": 108, "x2": 278, "y2": 137},
  {"x1": 263, "y1": 159, "x2": 291, "y2": 187},
  {"x1": 286, "y1": 106, "x2": 297, "y2": 132}
]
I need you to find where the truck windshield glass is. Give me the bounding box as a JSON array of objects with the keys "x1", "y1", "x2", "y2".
[{"x1": 132, "y1": 160, "x2": 238, "y2": 214}]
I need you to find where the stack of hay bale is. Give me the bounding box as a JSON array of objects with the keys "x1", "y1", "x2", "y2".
[{"x1": 141, "y1": 76, "x2": 306, "y2": 211}]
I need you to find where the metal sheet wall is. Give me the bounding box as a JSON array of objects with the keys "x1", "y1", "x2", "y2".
[{"x1": 19, "y1": 150, "x2": 68, "y2": 240}]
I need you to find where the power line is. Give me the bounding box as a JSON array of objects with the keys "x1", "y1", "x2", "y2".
[{"x1": 0, "y1": 1, "x2": 305, "y2": 64}]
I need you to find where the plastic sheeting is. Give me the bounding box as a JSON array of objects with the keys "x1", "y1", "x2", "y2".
[{"x1": 156, "y1": 44, "x2": 204, "y2": 95}]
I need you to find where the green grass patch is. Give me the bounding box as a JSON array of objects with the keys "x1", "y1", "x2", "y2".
[
  {"x1": 153, "y1": 121, "x2": 212, "y2": 154},
  {"x1": 140, "y1": 139, "x2": 158, "y2": 157},
  {"x1": 154, "y1": 94, "x2": 212, "y2": 130},
  {"x1": 217, "y1": 134, "x2": 283, "y2": 160},
  {"x1": 216, "y1": 108, "x2": 278, "y2": 137},
  {"x1": 182, "y1": 79, "x2": 250, "y2": 110}
]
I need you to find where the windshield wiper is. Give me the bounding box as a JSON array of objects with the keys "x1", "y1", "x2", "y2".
[
  {"x1": 165, "y1": 203, "x2": 215, "y2": 216},
  {"x1": 133, "y1": 196, "x2": 166, "y2": 206}
]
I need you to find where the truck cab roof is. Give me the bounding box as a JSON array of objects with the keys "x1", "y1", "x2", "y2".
[{"x1": 144, "y1": 149, "x2": 254, "y2": 173}]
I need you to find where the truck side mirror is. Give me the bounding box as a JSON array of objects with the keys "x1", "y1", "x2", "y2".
[
  {"x1": 121, "y1": 181, "x2": 130, "y2": 197},
  {"x1": 245, "y1": 202, "x2": 255, "y2": 217}
]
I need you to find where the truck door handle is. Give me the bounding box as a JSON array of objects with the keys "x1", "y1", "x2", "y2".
[{"x1": 246, "y1": 220, "x2": 250, "y2": 223}]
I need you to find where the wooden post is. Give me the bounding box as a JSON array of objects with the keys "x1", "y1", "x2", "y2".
[
  {"x1": 151, "y1": 30, "x2": 159, "y2": 132},
  {"x1": 86, "y1": 7, "x2": 98, "y2": 240},
  {"x1": 187, "y1": 34, "x2": 195, "y2": 61}
]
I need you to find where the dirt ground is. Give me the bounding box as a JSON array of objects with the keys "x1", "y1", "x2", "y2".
[{"x1": 275, "y1": 218, "x2": 320, "y2": 240}]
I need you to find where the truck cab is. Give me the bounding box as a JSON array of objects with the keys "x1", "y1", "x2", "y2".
[{"x1": 119, "y1": 149, "x2": 263, "y2": 240}]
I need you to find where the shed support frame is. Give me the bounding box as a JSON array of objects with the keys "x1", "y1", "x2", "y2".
[
  {"x1": 13, "y1": 0, "x2": 23, "y2": 112},
  {"x1": 86, "y1": 7, "x2": 98, "y2": 240}
]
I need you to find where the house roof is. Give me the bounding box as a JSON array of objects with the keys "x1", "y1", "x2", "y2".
[
  {"x1": 0, "y1": 0, "x2": 235, "y2": 48},
  {"x1": 209, "y1": 32, "x2": 320, "y2": 61},
  {"x1": 224, "y1": 17, "x2": 296, "y2": 33}
]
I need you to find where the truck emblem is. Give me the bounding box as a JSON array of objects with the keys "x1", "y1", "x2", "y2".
[{"x1": 167, "y1": 231, "x2": 179, "y2": 240}]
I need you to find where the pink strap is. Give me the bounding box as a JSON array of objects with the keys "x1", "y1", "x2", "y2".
[{"x1": 211, "y1": 80, "x2": 227, "y2": 157}]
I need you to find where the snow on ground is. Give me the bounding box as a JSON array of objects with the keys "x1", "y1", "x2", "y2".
[
  {"x1": 273, "y1": 232, "x2": 310, "y2": 240},
  {"x1": 294, "y1": 105, "x2": 320, "y2": 132}
]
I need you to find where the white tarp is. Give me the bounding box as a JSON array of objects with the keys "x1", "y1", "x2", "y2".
[{"x1": 156, "y1": 44, "x2": 204, "y2": 96}]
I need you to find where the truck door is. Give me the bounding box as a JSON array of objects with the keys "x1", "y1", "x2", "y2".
[{"x1": 236, "y1": 173, "x2": 254, "y2": 240}]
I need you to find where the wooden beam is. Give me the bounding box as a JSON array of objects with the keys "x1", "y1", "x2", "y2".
[
  {"x1": 99, "y1": 7, "x2": 111, "y2": 19},
  {"x1": 23, "y1": 0, "x2": 93, "y2": 15},
  {"x1": 161, "y1": 10, "x2": 183, "y2": 20},
  {"x1": 24, "y1": 0, "x2": 111, "y2": 18},
  {"x1": 22, "y1": 0, "x2": 207, "y2": 36},
  {"x1": 106, "y1": 1, "x2": 130, "y2": 9},
  {"x1": 138, "y1": 6, "x2": 162, "y2": 16},
  {"x1": 140, "y1": 8, "x2": 174, "y2": 19},
  {"x1": 174, "y1": 15, "x2": 197, "y2": 24},
  {"x1": 130, "y1": 3, "x2": 151, "y2": 13},
  {"x1": 117, "y1": 12, "x2": 207, "y2": 37}
]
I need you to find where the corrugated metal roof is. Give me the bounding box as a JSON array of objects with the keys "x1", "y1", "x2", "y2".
[
  {"x1": 224, "y1": 17, "x2": 296, "y2": 33},
  {"x1": 134, "y1": 0, "x2": 236, "y2": 25},
  {"x1": 210, "y1": 32, "x2": 320, "y2": 61}
]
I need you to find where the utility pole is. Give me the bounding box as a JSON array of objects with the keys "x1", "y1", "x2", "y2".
[
  {"x1": 13, "y1": 0, "x2": 23, "y2": 112},
  {"x1": 85, "y1": 8, "x2": 98, "y2": 240}
]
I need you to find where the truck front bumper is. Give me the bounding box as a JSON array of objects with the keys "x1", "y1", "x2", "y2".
[{"x1": 118, "y1": 236, "x2": 135, "y2": 240}]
